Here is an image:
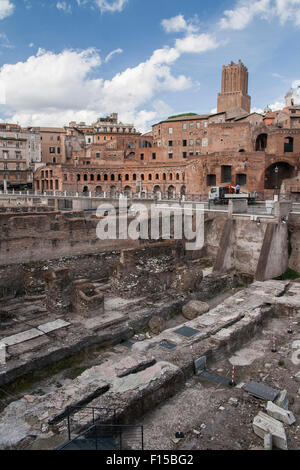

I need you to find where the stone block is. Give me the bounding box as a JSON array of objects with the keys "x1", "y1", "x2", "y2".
[
  {"x1": 266, "y1": 401, "x2": 296, "y2": 425},
  {"x1": 149, "y1": 316, "x2": 166, "y2": 334},
  {"x1": 253, "y1": 412, "x2": 287, "y2": 450},
  {"x1": 182, "y1": 300, "x2": 209, "y2": 320},
  {"x1": 274, "y1": 390, "x2": 289, "y2": 410},
  {"x1": 264, "y1": 433, "x2": 273, "y2": 450}
]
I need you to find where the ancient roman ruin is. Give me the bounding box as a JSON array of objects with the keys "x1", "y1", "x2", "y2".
[{"x1": 0, "y1": 61, "x2": 300, "y2": 451}]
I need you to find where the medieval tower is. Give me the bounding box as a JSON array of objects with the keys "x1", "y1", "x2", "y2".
[{"x1": 217, "y1": 60, "x2": 251, "y2": 114}]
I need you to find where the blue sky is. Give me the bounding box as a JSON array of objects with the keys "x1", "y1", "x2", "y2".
[{"x1": 0, "y1": 0, "x2": 299, "y2": 131}]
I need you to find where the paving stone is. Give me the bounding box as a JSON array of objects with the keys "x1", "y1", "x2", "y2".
[
  {"x1": 37, "y1": 319, "x2": 71, "y2": 334},
  {"x1": 1, "y1": 328, "x2": 44, "y2": 346}
]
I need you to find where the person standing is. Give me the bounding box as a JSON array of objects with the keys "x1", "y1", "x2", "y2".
[{"x1": 236, "y1": 184, "x2": 240, "y2": 194}]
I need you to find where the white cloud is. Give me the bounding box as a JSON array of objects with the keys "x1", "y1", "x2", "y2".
[
  {"x1": 0, "y1": 0, "x2": 14, "y2": 20},
  {"x1": 175, "y1": 34, "x2": 220, "y2": 54},
  {"x1": 94, "y1": 0, "x2": 128, "y2": 14},
  {"x1": 0, "y1": 25, "x2": 220, "y2": 133},
  {"x1": 56, "y1": 1, "x2": 72, "y2": 13},
  {"x1": 104, "y1": 48, "x2": 123, "y2": 63},
  {"x1": 220, "y1": 0, "x2": 300, "y2": 30},
  {"x1": 161, "y1": 14, "x2": 198, "y2": 34}
]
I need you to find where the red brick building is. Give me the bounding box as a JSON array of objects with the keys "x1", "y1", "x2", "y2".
[{"x1": 34, "y1": 61, "x2": 300, "y2": 198}]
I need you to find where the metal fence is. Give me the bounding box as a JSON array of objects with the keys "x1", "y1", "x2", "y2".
[{"x1": 56, "y1": 424, "x2": 144, "y2": 451}]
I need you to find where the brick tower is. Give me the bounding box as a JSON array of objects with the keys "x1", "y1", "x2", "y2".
[{"x1": 217, "y1": 60, "x2": 251, "y2": 114}]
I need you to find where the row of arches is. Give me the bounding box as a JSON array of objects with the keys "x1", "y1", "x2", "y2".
[
  {"x1": 77, "y1": 172, "x2": 185, "y2": 183},
  {"x1": 82, "y1": 184, "x2": 186, "y2": 199}
]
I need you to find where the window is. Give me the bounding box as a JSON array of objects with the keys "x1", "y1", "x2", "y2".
[
  {"x1": 50, "y1": 136, "x2": 54, "y2": 141},
  {"x1": 64, "y1": 174, "x2": 68, "y2": 181},
  {"x1": 168, "y1": 141, "x2": 173, "y2": 146},
  {"x1": 91, "y1": 174, "x2": 94, "y2": 181},
  {"x1": 207, "y1": 174, "x2": 216, "y2": 186},
  {"x1": 183, "y1": 152, "x2": 187, "y2": 158},
  {"x1": 176, "y1": 173, "x2": 180, "y2": 181},
  {"x1": 189, "y1": 140, "x2": 194, "y2": 146},
  {"x1": 140, "y1": 153, "x2": 144, "y2": 160},
  {"x1": 284, "y1": 137, "x2": 294, "y2": 153},
  {"x1": 141, "y1": 174, "x2": 145, "y2": 181},
  {"x1": 57, "y1": 147, "x2": 61, "y2": 154},
  {"x1": 50, "y1": 147, "x2": 55, "y2": 153},
  {"x1": 97, "y1": 174, "x2": 101, "y2": 181},
  {"x1": 204, "y1": 121, "x2": 208, "y2": 128},
  {"x1": 183, "y1": 123, "x2": 187, "y2": 130},
  {"x1": 168, "y1": 153, "x2": 173, "y2": 159},
  {"x1": 96, "y1": 153, "x2": 100, "y2": 158},
  {"x1": 16, "y1": 163, "x2": 20, "y2": 170},
  {"x1": 183, "y1": 140, "x2": 187, "y2": 147},
  {"x1": 155, "y1": 174, "x2": 159, "y2": 180},
  {"x1": 57, "y1": 136, "x2": 60, "y2": 141},
  {"x1": 53, "y1": 157, "x2": 56, "y2": 163},
  {"x1": 196, "y1": 122, "x2": 200, "y2": 129},
  {"x1": 202, "y1": 138, "x2": 208, "y2": 147},
  {"x1": 77, "y1": 174, "x2": 81, "y2": 181},
  {"x1": 148, "y1": 174, "x2": 152, "y2": 181},
  {"x1": 55, "y1": 180, "x2": 59, "y2": 190},
  {"x1": 152, "y1": 153, "x2": 156, "y2": 160},
  {"x1": 84, "y1": 174, "x2": 88, "y2": 181},
  {"x1": 133, "y1": 174, "x2": 137, "y2": 181},
  {"x1": 221, "y1": 165, "x2": 232, "y2": 183},
  {"x1": 163, "y1": 173, "x2": 166, "y2": 181},
  {"x1": 190, "y1": 123, "x2": 194, "y2": 129},
  {"x1": 236, "y1": 174, "x2": 247, "y2": 186},
  {"x1": 125, "y1": 174, "x2": 129, "y2": 181},
  {"x1": 3, "y1": 162, "x2": 7, "y2": 169},
  {"x1": 104, "y1": 174, "x2": 108, "y2": 181},
  {"x1": 168, "y1": 128, "x2": 173, "y2": 134},
  {"x1": 196, "y1": 139, "x2": 201, "y2": 146}
]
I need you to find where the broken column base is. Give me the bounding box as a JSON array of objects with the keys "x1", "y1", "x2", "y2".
[{"x1": 253, "y1": 411, "x2": 287, "y2": 450}]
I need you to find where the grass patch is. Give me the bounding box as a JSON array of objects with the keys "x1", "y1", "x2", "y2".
[
  {"x1": 274, "y1": 268, "x2": 300, "y2": 281},
  {"x1": 168, "y1": 112, "x2": 198, "y2": 119}
]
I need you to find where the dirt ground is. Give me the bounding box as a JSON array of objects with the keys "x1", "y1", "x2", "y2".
[{"x1": 136, "y1": 315, "x2": 300, "y2": 450}]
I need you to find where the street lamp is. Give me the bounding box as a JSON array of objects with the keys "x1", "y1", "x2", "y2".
[{"x1": 274, "y1": 165, "x2": 279, "y2": 194}]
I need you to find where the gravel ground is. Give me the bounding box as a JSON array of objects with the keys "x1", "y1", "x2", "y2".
[{"x1": 136, "y1": 315, "x2": 300, "y2": 450}]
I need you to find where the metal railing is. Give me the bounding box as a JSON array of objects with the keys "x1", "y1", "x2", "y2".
[
  {"x1": 54, "y1": 405, "x2": 118, "y2": 441},
  {"x1": 56, "y1": 424, "x2": 144, "y2": 451}
]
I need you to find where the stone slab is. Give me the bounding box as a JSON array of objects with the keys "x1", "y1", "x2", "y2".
[
  {"x1": 266, "y1": 401, "x2": 296, "y2": 425},
  {"x1": 1, "y1": 328, "x2": 44, "y2": 346},
  {"x1": 37, "y1": 319, "x2": 71, "y2": 334},
  {"x1": 244, "y1": 381, "x2": 280, "y2": 401},
  {"x1": 253, "y1": 412, "x2": 287, "y2": 450}
]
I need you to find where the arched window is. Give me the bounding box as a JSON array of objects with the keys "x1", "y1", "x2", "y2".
[
  {"x1": 155, "y1": 174, "x2": 159, "y2": 180},
  {"x1": 125, "y1": 174, "x2": 129, "y2": 181},
  {"x1": 148, "y1": 174, "x2": 152, "y2": 181},
  {"x1": 90, "y1": 174, "x2": 94, "y2": 181},
  {"x1": 111, "y1": 174, "x2": 115, "y2": 181},
  {"x1": 141, "y1": 174, "x2": 145, "y2": 181},
  {"x1": 163, "y1": 173, "x2": 166, "y2": 181},
  {"x1": 169, "y1": 173, "x2": 173, "y2": 180},
  {"x1": 97, "y1": 174, "x2": 101, "y2": 181},
  {"x1": 255, "y1": 134, "x2": 268, "y2": 151},
  {"x1": 176, "y1": 173, "x2": 180, "y2": 181},
  {"x1": 104, "y1": 174, "x2": 108, "y2": 181},
  {"x1": 77, "y1": 174, "x2": 81, "y2": 181},
  {"x1": 133, "y1": 174, "x2": 137, "y2": 181},
  {"x1": 84, "y1": 174, "x2": 88, "y2": 181}
]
